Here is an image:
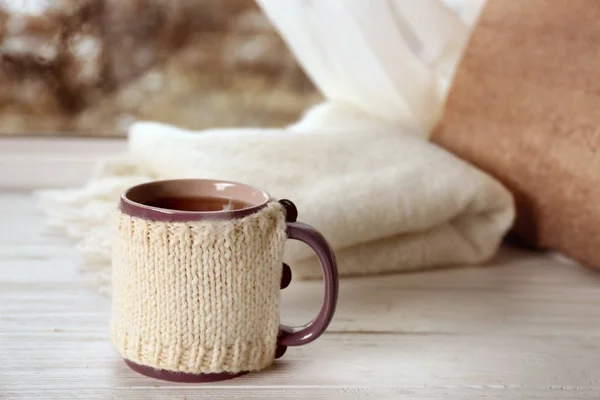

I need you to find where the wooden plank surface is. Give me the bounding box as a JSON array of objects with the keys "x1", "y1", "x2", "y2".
[
  {"x1": 0, "y1": 138, "x2": 126, "y2": 189},
  {"x1": 1, "y1": 190, "x2": 600, "y2": 399}
]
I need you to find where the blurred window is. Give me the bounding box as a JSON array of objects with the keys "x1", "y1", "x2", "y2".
[{"x1": 0, "y1": 0, "x2": 319, "y2": 137}]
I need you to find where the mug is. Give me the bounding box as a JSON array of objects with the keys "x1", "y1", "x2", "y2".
[{"x1": 111, "y1": 179, "x2": 338, "y2": 382}]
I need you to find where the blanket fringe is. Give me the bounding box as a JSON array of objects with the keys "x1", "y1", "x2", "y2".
[{"x1": 36, "y1": 155, "x2": 155, "y2": 295}]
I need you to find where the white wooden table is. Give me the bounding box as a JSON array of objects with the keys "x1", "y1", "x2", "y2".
[{"x1": 2, "y1": 189, "x2": 600, "y2": 399}]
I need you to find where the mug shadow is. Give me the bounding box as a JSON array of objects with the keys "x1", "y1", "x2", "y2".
[{"x1": 293, "y1": 244, "x2": 566, "y2": 335}]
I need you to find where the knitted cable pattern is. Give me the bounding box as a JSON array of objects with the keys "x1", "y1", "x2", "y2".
[{"x1": 110, "y1": 202, "x2": 287, "y2": 374}]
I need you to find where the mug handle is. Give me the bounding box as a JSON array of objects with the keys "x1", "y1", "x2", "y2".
[{"x1": 276, "y1": 200, "x2": 339, "y2": 354}]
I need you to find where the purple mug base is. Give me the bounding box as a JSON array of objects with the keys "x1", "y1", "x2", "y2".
[{"x1": 124, "y1": 359, "x2": 248, "y2": 382}]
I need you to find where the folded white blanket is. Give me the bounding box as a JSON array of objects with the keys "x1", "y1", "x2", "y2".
[
  {"x1": 39, "y1": 102, "x2": 514, "y2": 293},
  {"x1": 38, "y1": 0, "x2": 513, "y2": 294}
]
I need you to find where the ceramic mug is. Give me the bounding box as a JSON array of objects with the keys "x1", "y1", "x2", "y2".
[{"x1": 111, "y1": 179, "x2": 338, "y2": 382}]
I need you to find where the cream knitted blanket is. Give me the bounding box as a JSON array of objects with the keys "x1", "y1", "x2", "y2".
[{"x1": 38, "y1": 0, "x2": 513, "y2": 294}]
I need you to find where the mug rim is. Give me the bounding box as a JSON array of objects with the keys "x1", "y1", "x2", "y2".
[{"x1": 120, "y1": 179, "x2": 272, "y2": 222}]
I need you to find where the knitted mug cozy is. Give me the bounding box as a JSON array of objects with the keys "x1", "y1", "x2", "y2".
[{"x1": 110, "y1": 203, "x2": 288, "y2": 374}]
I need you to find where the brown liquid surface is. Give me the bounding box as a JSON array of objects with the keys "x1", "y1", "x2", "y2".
[{"x1": 144, "y1": 196, "x2": 253, "y2": 212}]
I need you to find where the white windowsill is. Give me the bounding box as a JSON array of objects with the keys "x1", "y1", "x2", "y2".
[{"x1": 0, "y1": 137, "x2": 127, "y2": 189}]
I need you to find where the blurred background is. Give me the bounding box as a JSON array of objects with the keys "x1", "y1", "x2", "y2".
[{"x1": 0, "y1": 0, "x2": 321, "y2": 137}]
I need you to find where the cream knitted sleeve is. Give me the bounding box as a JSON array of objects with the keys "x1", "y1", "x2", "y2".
[{"x1": 110, "y1": 203, "x2": 288, "y2": 374}]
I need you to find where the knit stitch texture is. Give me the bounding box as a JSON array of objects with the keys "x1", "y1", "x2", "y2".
[{"x1": 110, "y1": 203, "x2": 287, "y2": 374}]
